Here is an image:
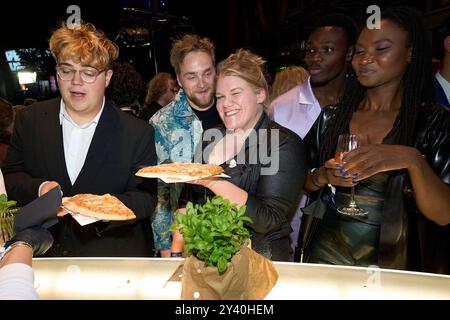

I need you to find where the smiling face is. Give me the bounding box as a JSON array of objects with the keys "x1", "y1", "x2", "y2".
[
  {"x1": 352, "y1": 19, "x2": 411, "y2": 89},
  {"x1": 215, "y1": 75, "x2": 265, "y2": 132},
  {"x1": 177, "y1": 51, "x2": 215, "y2": 110},
  {"x1": 57, "y1": 60, "x2": 112, "y2": 123},
  {"x1": 305, "y1": 26, "x2": 352, "y2": 86}
]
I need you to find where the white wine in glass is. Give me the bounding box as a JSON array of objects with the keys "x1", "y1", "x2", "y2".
[{"x1": 335, "y1": 134, "x2": 368, "y2": 217}]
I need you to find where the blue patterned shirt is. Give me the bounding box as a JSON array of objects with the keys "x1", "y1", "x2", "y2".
[{"x1": 149, "y1": 90, "x2": 203, "y2": 250}]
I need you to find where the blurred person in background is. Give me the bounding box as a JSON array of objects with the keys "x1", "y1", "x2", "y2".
[
  {"x1": 13, "y1": 105, "x2": 26, "y2": 114},
  {"x1": 0, "y1": 98, "x2": 14, "y2": 167},
  {"x1": 268, "y1": 65, "x2": 309, "y2": 108},
  {"x1": 23, "y1": 98, "x2": 37, "y2": 107},
  {"x1": 106, "y1": 61, "x2": 144, "y2": 117},
  {"x1": 433, "y1": 16, "x2": 450, "y2": 109},
  {"x1": 139, "y1": 72, "x2": 179, "y2": 122}
]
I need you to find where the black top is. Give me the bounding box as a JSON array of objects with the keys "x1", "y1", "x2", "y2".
[
  {"x1": 192, "y1": 102, "x2": 222, "y2": 130},
  {"x1": 139, "y1": 101, "x2": 163, "y2": 122},
  {"x1": 184, "y1": 113, "x2": 307, "y2": 261}
]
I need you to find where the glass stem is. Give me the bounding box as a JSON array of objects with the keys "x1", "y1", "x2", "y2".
[{"x1": 349, "y1": 186, "x2": 357, "y2": 208}]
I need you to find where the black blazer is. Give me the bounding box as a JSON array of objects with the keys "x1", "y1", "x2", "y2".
[{"x1": 3, "y1": 98, "x2": 157, "y2": 257}]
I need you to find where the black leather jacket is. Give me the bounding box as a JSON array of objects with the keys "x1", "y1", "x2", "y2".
[
  {"x1": 186, "y1": 113, "x2": 307, "y2": 261},
  {"x1": 304, "y1": 103, "x2": 450, "y2": 273}
]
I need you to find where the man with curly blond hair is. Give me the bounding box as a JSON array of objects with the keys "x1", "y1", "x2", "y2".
[{"x1": 3, "y1": 22, "x2": 157, "y2": 257}]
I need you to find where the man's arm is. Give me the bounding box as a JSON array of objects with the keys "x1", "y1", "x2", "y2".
[
  {"x1": 96, "y1": 123, "x2": 158, "y2": 234},
  {"x1": 113, "y1": 124, "x2": 157, "y2": 221}
]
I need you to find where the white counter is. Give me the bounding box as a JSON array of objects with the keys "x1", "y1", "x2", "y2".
[{"x1": 32, "y1": 258, "x2": 450, "y2": 300}]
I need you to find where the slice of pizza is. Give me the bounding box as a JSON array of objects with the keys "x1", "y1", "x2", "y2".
[
  {"x1": 62, "y1": 193, "x2": 136, "y2": 221},
  {"x1": 136, "y1": 162, "x2": 224, "y2": 181}
]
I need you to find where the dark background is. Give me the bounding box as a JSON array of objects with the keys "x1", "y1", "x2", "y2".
[{"x1": 1, "y1": 0, "x2": 449, "y2": 104}]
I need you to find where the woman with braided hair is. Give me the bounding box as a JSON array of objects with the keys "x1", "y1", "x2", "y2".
[{"x1": 302, "y1": 6, "x2": 450, "y2": 273}]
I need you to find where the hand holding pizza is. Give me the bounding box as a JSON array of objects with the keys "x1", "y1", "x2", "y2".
[
  {"x1": 61, "y1": 194, "x2": 136, "y2": 221},
  {"x1": 185, "y1": 177, "x2": 223, "y2": 188},
  {"x1": 39, "y1": 181, "x2": 61, "y2": 197}
]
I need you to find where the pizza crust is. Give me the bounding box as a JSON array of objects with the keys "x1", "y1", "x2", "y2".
[
  {"x1": 62, "y1": 194, "x2": 136, "y2": 221},
  {"x1": 136, "y1": 163, "x2": 224, "y2": 180}
]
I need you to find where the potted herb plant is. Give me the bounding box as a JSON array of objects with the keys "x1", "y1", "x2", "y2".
[
  {"x1": 0, "y1": 194, "x2": 19, "y2": 245},
  {"x1": 170, "y1": 195, "x2": 278, "y2": 300}
]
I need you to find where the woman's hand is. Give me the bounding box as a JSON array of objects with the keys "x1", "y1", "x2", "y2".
[
  {"x1": 171, "y1": 208, "x2": 187, "y2": 255},
  {"x1": 321, "y1": 158, "x2": 357, "y2": 187},
  {"x1": 185, "y1": 177, "x2": 222, "y2": 189},
  {"x1": 186, "y1": 178, "x2": 248, "y2": 208},
  {"x1": 341, "y1": 144, "x2": 421, "y2": 181}
]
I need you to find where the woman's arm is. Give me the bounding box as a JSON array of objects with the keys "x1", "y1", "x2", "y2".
[
  {"x1": 0, "y1": 246, "x2": 37, "y2": 300},
  {"x1": 189, "y1": 131, "x2": 308, "y2": 234},
  {"x1": 407, "y1": 150, "x2": 450, "y2": 225},
  {"x1": 189, "y1": 178, "x2": 248, "y2": 206},
  {"x1": 244, "y1": 133, "x2": 307, "y2": 233},
  {"x1": 0, "y1": 226, "x2": 53, "y2": 299},
  {"x1": 0, "y1": 245, "x2": 33, "y2": 268},
  {"x1": 344, "y1": 144, "x2": 450, "y2": 225}
]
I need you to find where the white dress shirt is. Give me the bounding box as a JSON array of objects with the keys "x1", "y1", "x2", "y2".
[
  {"x1": 60, "y1": 98, "x2": 105, "y2": 185},
  {"x1": 0, "y1": 169, "x2": 6, "y2": 196},
  {"x1": 269, "y1": 77, "x2": 322, "y2": 260},
  {"x1": 270, "y1": 77, "x2": 322, "y2": 139}
]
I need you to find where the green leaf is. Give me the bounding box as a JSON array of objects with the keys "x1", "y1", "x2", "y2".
[
  {"x1": 0, "y1": 194, "x2": 7, "y2": 203},
  {"x1": 177, "y1": 196, "x2": 252, "y2": 273},
  {"x1": 217, "y1": 256, "x2": 228, "y2": 274}
]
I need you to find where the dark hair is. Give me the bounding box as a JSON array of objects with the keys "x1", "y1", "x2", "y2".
[
  {"x1": 106, "y1": 61, "x2": 143, "y2": 109},
  {"x1": 312, "y1": 13, "x2": 359, "y2": 47},
  {"x1": 319, "y1": 6, "x2": 435, "y2": 164},
  {"x1": 23, "y1": 98, "x2": 37, "y2": 106},
  {"x1": 0, "y1": 98, "x2": 13, "y2": 143},
  {"x1": 434, "y1": 16, "x2": 450, "y2": 60}
]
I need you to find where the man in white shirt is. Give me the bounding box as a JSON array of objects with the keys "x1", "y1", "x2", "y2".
[
  {"x1": 3, "y1": 22, "x2": 157, "y2": 257},
  {"x1": 270, "y1": 14, "x2": 358, "y2": 261}
]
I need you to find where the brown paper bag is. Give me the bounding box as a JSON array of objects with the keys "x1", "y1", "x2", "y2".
[{"x1": 180, "y1": 245, "x2": 278, "y2": 300}]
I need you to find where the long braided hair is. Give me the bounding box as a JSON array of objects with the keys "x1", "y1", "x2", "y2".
[{"x1": 319, "y1": 6, "x2": 435, "y2": 164}]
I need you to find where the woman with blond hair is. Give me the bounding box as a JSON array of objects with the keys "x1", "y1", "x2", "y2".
[
  {"x1": 139, "y1": 72, "x2": 178, "y2": 121},
  {"x1": 171, "y1": 49, "x2": 307, "y2": 261},
  {"x1": 269, "y1": 65, "x2": 309, "y2": 103}
]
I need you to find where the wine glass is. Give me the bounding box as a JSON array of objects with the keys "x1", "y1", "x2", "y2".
[{"x1": 335, "y1": 134, "x2": 368, "y2": 217}]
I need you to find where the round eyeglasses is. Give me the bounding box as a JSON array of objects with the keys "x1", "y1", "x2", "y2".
[{"x1": 56, "y1": 65, "x2": 105, "y2": 84}]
